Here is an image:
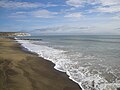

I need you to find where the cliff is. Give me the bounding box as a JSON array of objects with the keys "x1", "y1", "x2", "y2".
[{"x1": 0, "y1": 32, "x2": 31, "y2": 36}]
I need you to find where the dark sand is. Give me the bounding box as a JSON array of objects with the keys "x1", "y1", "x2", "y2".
[{"x1": 0, "y1": 38, "x2": 81, "y2": 90}]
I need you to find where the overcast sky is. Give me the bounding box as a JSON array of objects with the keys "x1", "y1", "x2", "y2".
[{"x1": 0, "y1": 0, "x2": 120, "y2": 35}]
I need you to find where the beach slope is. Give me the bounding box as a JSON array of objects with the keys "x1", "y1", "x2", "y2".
[{"x1": 0, "y1": 38, "x2": 81, "y2": 90}]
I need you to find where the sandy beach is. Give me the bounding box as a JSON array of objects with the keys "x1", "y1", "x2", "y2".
[{"x1": 0, "y1": 38, "x2": 81, "y2": 90}]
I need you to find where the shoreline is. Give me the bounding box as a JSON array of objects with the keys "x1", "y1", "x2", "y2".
[
  {"x1": 17, "y1": 38, "x2": 84, "y2": 90},
  {"x1": 0, "y1": 37, "x2": 81, "y2": 90},
  {"x1": 16, "y1": 38, "x2": 85, "y2": 90},
  {"x1": 16, "y1": 38, "x2": 83, "y2": 90}
]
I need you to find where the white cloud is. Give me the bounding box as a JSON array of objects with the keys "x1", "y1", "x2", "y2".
[
  {"x1": 8, "y1": 11, "x2": 28, "y2": 18},
  {"x1": 64, "y1": 12, "x2": 82, "y2": 18},
  {"x1": 31, "y1": 10, "x2": 58, "y2": 18},
  {"x1": 66, "y1": 0, "x2": 120, "y2": 13},
  {"x1": 66, "y1": 0, "x2": 120, "y2": 7},
  {"x1": 10, "y1": 10, "x2": 58, "y2": 18},
  {"x1": 98, "y1": 0, "x2": 120, "y2": 13},
  {"x1": 100, "y1": 0, "x2": 120, "y2": 6},
  {"x1": 66, "y1": 0, "x2": 84, "y2": 7},
  {"x1": 0, "y1": 0, "x2": 59, "y2": 9},
  {"x1": 95, "y1": 5, "x2": 120, "y2": 13},
  {"x1": 45, "y1": 3, "x2": 59, "y2": 7},
  {"x1": 112, "y1": 14, "x2": 120, "y2": 20},
  {"x1": 66, "y1": 0, "x2": 99, "y2": 7},
  {"x1": 0, "y1": 0, "x2": 42, "y2": 9},
  {"x1": 29, "y1": 25, "x2": 94, "y2": 35}
]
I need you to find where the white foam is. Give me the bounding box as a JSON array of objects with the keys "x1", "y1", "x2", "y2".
[{"x1": 16, "y1": 39, "x2": 120, "y2": 90}]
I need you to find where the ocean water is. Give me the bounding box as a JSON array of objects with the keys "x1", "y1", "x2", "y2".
[{"x1": 16, "y1": 35, "x2": 120, "y2": 90}]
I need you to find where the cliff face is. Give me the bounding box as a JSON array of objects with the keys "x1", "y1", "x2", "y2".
[{"x1": 0, "y1": 32, "x2": 31, "y2": 36}]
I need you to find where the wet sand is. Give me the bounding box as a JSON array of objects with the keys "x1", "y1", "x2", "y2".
[{"x1": 0, "y1": 38, "x2": 81, "y2": 90}]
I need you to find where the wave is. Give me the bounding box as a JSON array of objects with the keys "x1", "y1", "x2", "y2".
[{"x1": 15, "y1": 38, "x2": 120, "y2": 90}]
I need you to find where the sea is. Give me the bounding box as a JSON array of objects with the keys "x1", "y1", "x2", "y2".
[{"x1": 16, "y1": 35, "x2": 120, "y2": 90}]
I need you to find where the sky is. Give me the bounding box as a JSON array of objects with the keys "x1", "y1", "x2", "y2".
[{"x1": 0, "y1": 0, "x2": 120, "y2": 35}]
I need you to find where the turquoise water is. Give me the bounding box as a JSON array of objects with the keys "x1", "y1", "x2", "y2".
[{"x1": 17, "y1": 35, "x2": 120, "y2": 90}]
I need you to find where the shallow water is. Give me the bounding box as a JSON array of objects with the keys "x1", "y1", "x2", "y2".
[{"x1": 16, "y1": 35, "x2": 120, "y2": 90}]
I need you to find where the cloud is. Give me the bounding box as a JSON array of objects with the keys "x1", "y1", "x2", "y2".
[
  {"x1": 0, "y1": 0, "x2": 42, "y2": 9},
  {"x1": 9, "y1": 11, "x2": 28, "y2": 18},
  {"x1": 112, "y1": 14, "x2": 120, "y2": 20},
  {"x1": 29, "y1": 25, "x2": 94, "y2": 35},
  {"x1": 95, "y1": 0, "x2": 120, "y2": 13},
  {"x1": 100, "y1": 0, "x2": 120, "y2": 6},
  {"x1": 0, "y1": 0, "x2": 59, "y2": 9},
  {"x1": 66, "y1": 0, "x2": 120, "y2": 13},
  {"x1": 64, "y1": 12, "x2": 82, "y2": 18},
  {"x1": 95, "y1": 5, "x2": 120, "y2": 13},
  {"x1": 66, "y1": 0, "x2": 99, "y2": 7},
  {"x1": 10, "y1": 10, "x2": 58, "y2": 18},
  {"x1": 115, "y1": 27, "x2": 120, "y2": 30},
  {"x1": 66, "y1": 0, "x2": 84, "y2": 7},
  {"x1": 66, "y1": 0, "x2": 120, "y2": 7},
  {"x1": 45, "y1": 3, "x2": 59, "y2": 7},
  {"x1": 31, "y1": 10, "x2": 58, "y2": 18}
]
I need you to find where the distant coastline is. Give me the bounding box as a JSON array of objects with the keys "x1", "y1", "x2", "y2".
[{"x1": 0, "y1": 32, "x2": 31, "y2": 36}]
